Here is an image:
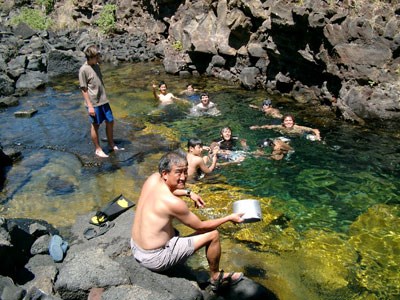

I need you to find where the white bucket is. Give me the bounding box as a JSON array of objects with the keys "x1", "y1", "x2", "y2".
[{"x1": 233, "y1": 199, "x2": 262, "y2": 223}]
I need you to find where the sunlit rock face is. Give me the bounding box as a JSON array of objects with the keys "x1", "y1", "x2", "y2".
[{"x1": 164, "y1": 0, "x2": 400, "y2": 122}]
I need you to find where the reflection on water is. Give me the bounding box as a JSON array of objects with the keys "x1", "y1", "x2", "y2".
[{"x1": 1, "y1": 61, "x2": 399, "y2": 299}]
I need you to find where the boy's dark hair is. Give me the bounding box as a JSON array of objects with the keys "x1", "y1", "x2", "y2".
[
  {"x1": 200, "y1": 92, "x2": 208, "y2": 98},
  {"x1": 282, "y1": 114, "x2": 295, "y2": 125},
  {"x1": 187, "y1": 138, "x2": 203, "y2": 150},
  {"x1": 220, "y1": 126, "x2": 232, "y2": 135},
  {"x1": 158, "y1": 149, "x2": 187, "y2": 174}
]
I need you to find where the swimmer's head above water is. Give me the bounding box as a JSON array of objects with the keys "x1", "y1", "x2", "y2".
[
  {"x1": 257, "y1": 138, "x2": 274, "y2": 148},
  {"x1": 262, "y1": 99, "x2": 272, "y2": 107}
]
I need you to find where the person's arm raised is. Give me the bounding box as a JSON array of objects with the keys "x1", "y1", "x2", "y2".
[
  {"x1": 152, "y1": 84, "x2": 159, "y2": 101},
  {"x1": 199, "y1": 153, "x2": 217, "y2": 174}
]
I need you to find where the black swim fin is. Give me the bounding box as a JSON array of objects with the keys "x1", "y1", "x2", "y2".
[{"x1": 90, "y1": 194, "x2": 135, "y2": 226}]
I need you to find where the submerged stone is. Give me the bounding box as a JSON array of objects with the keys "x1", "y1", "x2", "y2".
[
  {"x1": 349, "y1": 204, "x2": 400, "y2": 297},
  {"x1": 14, "y1": 108, "x2": 38, "y2": 118}
]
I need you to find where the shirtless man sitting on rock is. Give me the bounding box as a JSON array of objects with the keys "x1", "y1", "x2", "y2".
[{"x1": 131, "y1": 150, "x2": 244, "y2": 291}]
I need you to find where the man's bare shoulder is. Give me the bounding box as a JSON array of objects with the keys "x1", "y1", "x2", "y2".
[
  {"x1": 164, "y1": 194, "x2": 190, "y2": 216},
  {"x1": 193, "y1": 154, "x2": 205, "y2": 164},
  {"x1": 145, "y1": 172, "x2": 162, "y2": 183}
]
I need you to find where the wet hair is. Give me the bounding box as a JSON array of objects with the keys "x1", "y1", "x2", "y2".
[
  {"x1": 84, "y1": 45, "x2": 100, "y2": 60},
  {"x1": 220, "y1": 126, "x2": 232, "y2": 136},
  {"x1": 158, "y1": 149, "x2": 187, "y2": 174},
  {"x1": 257, "y1": 138, "x2": 274, "y2": 148},
  {"x1": 159, "y1": 81, "x2": 167, "y2": 88},
  {"x1": 262, "y1": 99, "x2": 272, "y2": 106},
  {"x1": 282, "y1": 114, "x2": 295, "y2": 126},
  {"x1": 200, "y1": 92, "x2": 208, "y2": 98},
  {"x1": 186, "y1": 83, "x2": 193, "y2": 88},
  {"x1": 187, "y1": 138, "x2": 203, "y2": 150}
]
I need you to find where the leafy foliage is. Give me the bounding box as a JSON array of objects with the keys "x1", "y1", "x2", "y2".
[
  {"x1": 10, "y1": 7, "x2": 52, "y2": 30},
  {"x1": 95, "y1": 4, "x2": 117, "y2": 34}
]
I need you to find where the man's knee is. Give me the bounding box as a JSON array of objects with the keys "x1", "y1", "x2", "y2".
[
  {"x1": 209, "y1": 229, "x2": 220, "y2": 241},
  {"x1": 193, "y1": 230, "x2": 220, "y2": 250}
]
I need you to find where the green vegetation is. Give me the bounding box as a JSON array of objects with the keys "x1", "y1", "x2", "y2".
[
  {"x1": 10, "y1": 7, "x2": 52, "y2": 30},
  {"x1": 172, "y1": 40, "x2": 183, "y2": 51},
  {"x1": 95, "y1": 4, "x2": 117, "y2": 34}
]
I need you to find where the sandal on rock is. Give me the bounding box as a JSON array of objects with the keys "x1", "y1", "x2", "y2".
[
  {"x1": 210, "y1": 270, "x2": 244, "y2": 292},
  {"x1": 83, "y1": 222, "x2": 115, "y2": 240}
]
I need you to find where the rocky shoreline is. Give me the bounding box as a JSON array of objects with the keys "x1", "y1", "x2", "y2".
[
  {"x1": 0, "y1": 209, "x2": 276, "y2": 300},
  {"x1": 1, "y1": 0, "x2": 400, "y2": 124}
]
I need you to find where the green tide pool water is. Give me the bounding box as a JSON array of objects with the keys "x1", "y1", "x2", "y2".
[{"x1": 1, "y1": 61, "x2": 399, "y2": 300}]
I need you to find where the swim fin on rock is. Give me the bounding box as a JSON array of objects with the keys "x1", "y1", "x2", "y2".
[{"x1": 90, "y1": 194, "x2": 135, "y2": 226}]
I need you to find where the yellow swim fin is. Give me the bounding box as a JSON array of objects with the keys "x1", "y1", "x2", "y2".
[{"x1": 89, "y1": 194, "x2": 135, "y2": 226}]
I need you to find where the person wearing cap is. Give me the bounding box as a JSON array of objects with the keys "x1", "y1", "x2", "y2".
[
  {"x1": 79, "y1": 45, "x2": 124, "y2": 158},
  {"x1": 249, "y1": 98, "x2": 283, "y2": 119},
  {"x1": 250, "y1": 114, "x2": 321, "y2": 141}
]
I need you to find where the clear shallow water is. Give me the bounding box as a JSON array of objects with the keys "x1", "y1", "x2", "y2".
[{"x1": 1, "y1": 61, "x2": 399, "y2": 299}]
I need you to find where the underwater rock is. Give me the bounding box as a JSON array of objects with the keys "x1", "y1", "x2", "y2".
[
  {"x1": 14, "y1": 108, "x2": 38, "y2": 118},
  {"x1": 46, "y1": 176, "x2": 76, "y2": 196},
  {"x1": 349, "y1": 204, "x2": 400, "y2": 297}
]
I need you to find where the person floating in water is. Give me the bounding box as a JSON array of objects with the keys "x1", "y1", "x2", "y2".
[
  {"x1": 249, "y1": 98, "x2": 283, "y2": 119},
  {"x1": 213, "y1": 126, "x2": 248, "y2": 163},
  {"x1": 131, "y1": 150, "x2": 244, "y2": 291},
  {"x1": 250, "y1": 114, "x2": 321, "y2": 141},
  {"x1": 152, "y1": 81, "x2": 180, "y2": 105},
  {"x1": 186, "y1": 138, "x2": 218, "y2": 181},
  {"x1": 190, "y1": 92, "x2": 221, "y2": 116},
  {"x1": 254, "y1": 137, "x2": 294, "y2": 161},
  {"x1": 78, "y1": 45, "x2": 124, "y2": 158},
  {"x1": 179, "y1": 83, "x2": 199, "y2": 103}
]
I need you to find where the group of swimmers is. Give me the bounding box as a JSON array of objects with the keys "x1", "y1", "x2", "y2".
[
  {"x1": 151, "y1": 81, "x2": 322, "y2": 180},
  {"x1": 152, "y1": 82, "x2": 221, "y2": 116}
]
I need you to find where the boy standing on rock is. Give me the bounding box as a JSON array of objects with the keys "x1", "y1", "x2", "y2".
[{"x1": 79, "y1": 45, "x2": 123, "y2": 158}]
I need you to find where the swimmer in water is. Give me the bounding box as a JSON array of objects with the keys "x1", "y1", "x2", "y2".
[
  {"x1": 249, "y1": 98, "x2": 283, "y2": 119},
  {"x1": 186, "y1": 138, "x2": 218, "y2": 181},
  {"x1": 191, "y1": 92, "x2": 221, "y2": 116},
  {"x1": 152, "y1": 81, "x2": 180, "y2": 105},
  {"x1": 253, "y1": 137, "x2": 294, "y2": 161},
  {"x1": 213, "y1": 126, "x2": 248, "y2": 163},
  {"x1": 179, "y1": 83, "x2": 199, "y2": 103},
  {"x1": 250, "y1": 114, "x2": 321, "y2": 141}
]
